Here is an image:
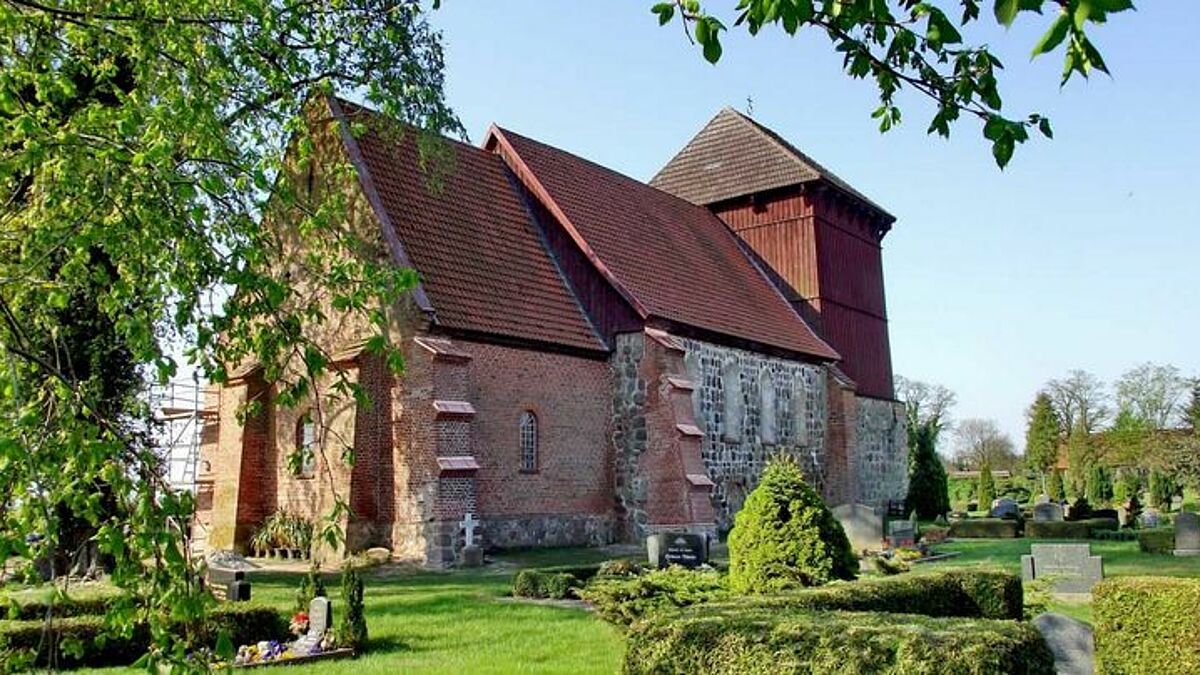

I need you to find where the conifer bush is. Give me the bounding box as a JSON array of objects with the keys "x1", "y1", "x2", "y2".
[
  {"x1": 727, "y1": 457, "x2": 856, "y2": 594},
  {"x1": 977, "y1": 460, "x2": 996, "y2": 511},
  {"x1": 336, "y1": 565, "x2": 367, "y2": 650},
  {"x1": 905, "y1": 423, "x2": 950, "y2": 519}
]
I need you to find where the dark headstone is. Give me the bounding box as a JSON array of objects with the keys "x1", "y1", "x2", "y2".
[
  {"x1": 1033, "y1": 612, "x2": 1095, "y2": 675},
  {"x1": 1091, "y1": 508, "x2": 1119, "y2": 522},
  {"x1": 227, "y1": 579, "x2": 251, "y2": 602},
  {"x1": 1174, "y1": 512, "x2": 1200, "y2": 556},
  {"x1": 1139, "y1": 509, "x2": 1161, "y2": 529},
  {"x1": 990, "y1": 498, "x2": 1020, "y2": 520},
  {"x1": 1020, "y1": 543, "x2": 1104, "y2": 593},
  {"x1": 208, "y1": 567, "x2": 250, "y2": 601},
  {"x1": 647, "y1": 532, "x2": 707, "y2": 569},
  {"x1": 1033, "y1": 502, "x2": 1064, "y2": 523},
  {"x1": 886, "y1": 520, "x2": 915, "y2": 549}
]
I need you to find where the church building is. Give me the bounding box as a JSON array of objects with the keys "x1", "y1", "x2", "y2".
[{"x1": 193, "y1": 98, "x2": 907, "y2": 566}]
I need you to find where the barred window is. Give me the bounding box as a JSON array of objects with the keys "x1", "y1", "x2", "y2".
[
  {"x1": 295, "y1": 414, "x2": 317, "y2": 478},
  {"x1": 519, "y1": 411, "x2": 538, "y2": 473}
]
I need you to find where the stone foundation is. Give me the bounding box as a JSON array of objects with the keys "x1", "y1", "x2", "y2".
[{"x1": 485, "y1": 513, "x2": 615, "y2": 550}]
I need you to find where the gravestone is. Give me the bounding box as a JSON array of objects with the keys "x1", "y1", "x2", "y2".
[
  {"x1": 1033, "y1": 612, "x2": 1094, "y2": 675},
  {"x1": 1139, "y1": 509, "x2": 1160, "y2": 529},
  {"x1": 1173, "y1": 512, "x2": 1200, "y2": 557},
  {"x1": 990, "y1": 497, "x2": 1020, "y2": 520},
  {"x1": 1021, "y1": 543, "x2": 1104, "y2": 593},
  {"x1": 1034, "y1": 493, "x2": 1051, "y2": 506},
  {"x1": 887, "y1": 520, "x2": 916, "y2": 549},
  {"x1": 1033, "y1": 502, "x2": 1064, "y2": 523},
  {"x1": 459, "y1": 513, "x2": 483, "y2": 568},
  {"x1": 647, "y1": 532, "x2": 707, "y2": 568},
  {"x1": 291, "y1": 597, "x2": 331, "y2": 656},
  {"x1": 832, "y1": 504, "x2": 883, "y2": 552},
  {"x1": 207, "y1": 567, "x2": 251, "y2": 602}
]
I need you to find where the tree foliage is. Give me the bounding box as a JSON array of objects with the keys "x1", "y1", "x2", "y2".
[
  {"x1": 1, "y1": 0, "x2": 458, "y2": 668},
  {"x1": 1047, "y1": 469, "x2": 1065, "y2": 502},
  {"x1": 1024, "y1": 392, "x2": 1061, "y2": 486},
  {"x1": 977, "y1": 459, "x2": 995, "y2": 510},
  {"x1": 1086, "y1": 464, "x2": 1113, "y2": 506},
  {"x1": 1046, "y1": 369, "x2": 1111, "y2": 434},
  {"x1": 728, "y1": 457, "x2": 856, "y2": 593},
  {"x1": 1148, "y1": 470, "x2": 1178, "y2": 511},
  {"x1": 952, "y1": 418, "x2": 1018, "y2": 472},
  {"x1": 906, "y1": 421, "x2": 950, "y2": 519},
  {"x1": 651, "y1": 0, "x2": 1134, "y2": 167},
  {"x1": 1115, "y1": 362, "x2": 1189, "y2": 430}
]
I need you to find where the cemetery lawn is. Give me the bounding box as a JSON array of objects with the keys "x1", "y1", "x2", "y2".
[{"x1": 79, "y1": 548, "x2": 624, "y2": 675}]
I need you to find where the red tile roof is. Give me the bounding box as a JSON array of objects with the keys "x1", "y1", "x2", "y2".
[
  {"x1": 332, "y1": 100, "x2": 605, "y2": 353},
  {"x1": 488, "y1": 127, "x2": 839, "y2": 361}
]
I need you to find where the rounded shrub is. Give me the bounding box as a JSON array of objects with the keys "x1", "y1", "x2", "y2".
[{"x1": 727, "y1": 457, "x2": 856, "y2": 594}]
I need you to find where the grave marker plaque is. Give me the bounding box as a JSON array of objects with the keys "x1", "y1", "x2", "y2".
[{"x1": 647, "y1": 532, "x2": 707, "y2": 569}]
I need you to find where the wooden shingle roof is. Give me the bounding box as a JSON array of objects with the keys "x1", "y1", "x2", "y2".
[{"x1": 651, "y1": 108, "x2": 894, "y2": 223}]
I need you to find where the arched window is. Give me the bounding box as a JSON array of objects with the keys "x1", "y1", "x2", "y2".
[
  {"x1": 295, "y1": 413, "x2": 317, "y2": 478},
  {"x1": 519, "y1": 411, "x2": 538, "y2": 473}
]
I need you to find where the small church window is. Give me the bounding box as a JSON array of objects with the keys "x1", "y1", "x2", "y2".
[
  {"x1": 295, "y1": 413, "x2": 317, "y2": 478},
  {"x1": 519, "y1": 411, "x2": 538, "y2": 473}
]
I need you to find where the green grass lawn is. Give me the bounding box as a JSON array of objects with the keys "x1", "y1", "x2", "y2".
[{"x1": 16, "y1": 538, "x2": 1199, "y2": 672}]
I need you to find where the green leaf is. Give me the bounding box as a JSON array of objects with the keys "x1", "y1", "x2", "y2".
[
  {"x1": 992, "y1": 136, "x2": 1015, "y2": 168},
  {"x1": 1032, "y1": 14, "x2": 1071, "y2": 56},
  {"x1": 994, "y1": 0, "x2": 1020, "y2": 26},
  {"x1": 651, "y1": 2, "x2": 675, "y2": 25}
]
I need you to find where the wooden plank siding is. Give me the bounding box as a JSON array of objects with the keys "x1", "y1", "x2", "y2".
[{"x1": 711, "y1": 186, "x2": 895, "y2": 400}]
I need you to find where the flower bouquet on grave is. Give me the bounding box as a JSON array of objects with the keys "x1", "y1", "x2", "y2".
[{"x1": 289, "y1": 611, "x2": 309, "y2": 636}]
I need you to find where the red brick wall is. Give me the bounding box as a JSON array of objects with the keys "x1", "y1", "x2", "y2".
[{"x1": 463, "y1": 339, "x2": 614, "y2": 519}]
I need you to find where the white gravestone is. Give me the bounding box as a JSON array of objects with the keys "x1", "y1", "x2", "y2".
[{"x1": 292, "y1": 596, "x2": 331, "y2": 656}]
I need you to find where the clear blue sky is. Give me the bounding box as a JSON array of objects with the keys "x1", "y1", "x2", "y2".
[{"x1": 428, "y1": 3, "x2": 1200, "y2": 450}]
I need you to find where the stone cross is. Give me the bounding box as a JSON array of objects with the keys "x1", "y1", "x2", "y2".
[{"x1": 460, "y1": 513, "x2": 478, "y2": 548}]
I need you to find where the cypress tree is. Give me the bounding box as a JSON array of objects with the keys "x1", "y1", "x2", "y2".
[
  {"x1": 1048, "y1": 469, "x2": 1065, "y2": 501},
  {"x1": 977, "y1": 459, "x2": 995, "y2": 512},
  {"x1": 1149, "y1": 470, "x2": 1178, "y2": 511},
  {"x1": 1024, "y1": 393, "x2": 1061, "y2": 494},
  {"x1": 1086, "y1": 465, "x2": 1113, "y2": 505},
  {"x1": 905, "y1": 422, "x2": 950, "y2": 519},
  {"x1": 1187, "y1": 382, "x2": 1200, "y2": 435}
]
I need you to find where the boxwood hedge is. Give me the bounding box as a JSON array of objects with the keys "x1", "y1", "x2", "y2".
[
  {"x1": 1025, "y1": 518, "x2": 1119, "y2": 540},
  {"x1": 1136, "y1": 528, "x2": 1174, "y2": 554},
  {"x1": 1094, "y1": 576, "x2": 1200, "y2": 674},
  {"x1": 948, "y1": 518, "x2": 1021, "y2": 538},
  {"x1": 624, "y1": 606, "x2": 1055, "y2": 675},
  {"x1": 0, "y1": 603, "x2": 288, "y2": 669},
  {"x1": 580, "y1": 567, "x2": 1022, "y2": 627}
]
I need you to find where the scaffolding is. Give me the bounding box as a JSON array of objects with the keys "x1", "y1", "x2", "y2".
[{"x1": 149, "y1": 376, "x2": 216, "y2": 494}]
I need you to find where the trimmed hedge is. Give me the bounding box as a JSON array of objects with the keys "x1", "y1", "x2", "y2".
[
  {"x1": 576, "y1": 568, "x2": 727, "y2": 626},
  {"x1": 3, "y1": 593, "x2": 119, "y2": 621},
  {"x1": 0, "y1": 603, "x2": 288, "y2": 669},
  {"x1": 581, "y1": 568, "x2": 1022, "y2": 627},
  {"x1": 702, "y1": 569, "x2": 1022, "y2": 622},
  {"x1": 1094, "y1": 576, "x2": 1200, "y2": 674},
  {"x1": 511, "y1": 570, "x2": 579, "y2": 600},
  {"x1": 1025, "y1": 518, "x2": 1119, "y2": 540},
  {"x1": 1137, "y1": 528, "x2": 1175, "y2": 554},
  {"x1": 624, "y1": 606, "x2": 1055, "y2": 675},
  {"x1": 948, "y1": 518, "x2": 1020, "y2": 538}
]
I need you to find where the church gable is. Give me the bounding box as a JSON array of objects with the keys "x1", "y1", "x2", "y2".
[{"x1": 332, "y1": 99, "x2": 606, "y2": 354}]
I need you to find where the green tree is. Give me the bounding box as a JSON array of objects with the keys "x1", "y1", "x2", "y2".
[
  {"x1": 651, "y1": 0, "x2": 1134, "y2": 167},
  {"x1": 1, "y1": 1, "x2": 457, "y2": 667},
  {"x1": 336, "y1": 564, "x2": 368, "y2": 649},
  {"x1": 1048, "y1": 469, "x2": 1065, "y2": 502},
  {"x1": 1186, "y1": 381, "x2": 1200, "y2": 435},
  {"x1": 1025, "y1": 393, "x2": 1062, "y2": 494},
  {"x1": 1065, "y1": 421, "x2": 1097, "y2": 497},
  {"x1": 1149, "y1": 470, "x2": 1179, "y2": 511},
  {"x1": 977, "y1": 459, "x2": 995, "y2": 511},
  {"x1": 1086, "y1": 464, "x2": 1113, "y2": 506},
  {"x1": 905, "y1": 423, "x2": 950, "y2": 519},
  {"x1": 728, "y1": 457, "x2": 856, "y2": 593}
]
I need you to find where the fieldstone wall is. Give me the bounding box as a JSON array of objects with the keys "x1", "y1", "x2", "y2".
[
  {"x1": 854, "y1": 396, "x2": 908, "y2": 506},
  {"x1": 485, "y1": 513, "x2": 614, "y2": 550},
  {"x1": 611, "y1": 333, "x2": 649, "y2": 540}
]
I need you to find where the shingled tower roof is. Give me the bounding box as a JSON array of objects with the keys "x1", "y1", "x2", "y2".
[{"x1": 650, "y1": 108, "x2": 894, "y2": 224}]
